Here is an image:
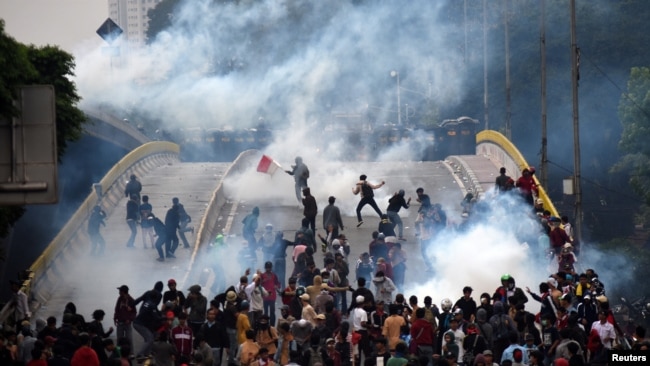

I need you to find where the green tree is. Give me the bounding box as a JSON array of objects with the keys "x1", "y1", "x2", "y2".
[
  {"x1": 615, "y1": 67, "x2": 650, "y2": 206},
  {"x1": 0, "y1": 20, "x2": 87, "y2": 238}
]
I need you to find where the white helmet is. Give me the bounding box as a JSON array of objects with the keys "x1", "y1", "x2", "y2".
[{"x1": 441, "y1": 298, "x2": 452, "y2": 311}]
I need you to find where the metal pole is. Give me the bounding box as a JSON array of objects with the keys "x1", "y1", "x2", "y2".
[
  {"x1": 464, "y1": 0, "x2": 468, "y2": 65},
  {"x1": 483, "y1": 0, "x2": 489, "y2": 130},
  {"x1": 570, "y1": 0, "x2": 582, "y2": 245},
  {"x1": 397, "y1": 72, "x2": 402, "y2": 126},
  {"x1": 540, "y1": 0, "x2": 548, "y2": 189},
  {"x1": 504, "y1": 0, "x2": 511, "y2": 139}
]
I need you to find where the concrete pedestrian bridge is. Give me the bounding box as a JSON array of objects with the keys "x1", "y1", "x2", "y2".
[{"x1": 1, "y1": 130, "x2": 559, "y2": 327}]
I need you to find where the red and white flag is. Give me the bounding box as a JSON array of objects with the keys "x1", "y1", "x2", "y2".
[{"x1": 256, "y1": 155, "x2": 282, "y2": 175}]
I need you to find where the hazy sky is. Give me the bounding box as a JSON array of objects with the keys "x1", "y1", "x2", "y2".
[{"x1": 0, "y1": 0, "x2": 106, "y2": 52}]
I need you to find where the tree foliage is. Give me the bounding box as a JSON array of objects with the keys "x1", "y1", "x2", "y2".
[
  {"x1": 0, "y1": 20, "x2": 87, "y2": 238},
  {"x1": 616, "y1": 67, "x2": 650, "y2": 206}
]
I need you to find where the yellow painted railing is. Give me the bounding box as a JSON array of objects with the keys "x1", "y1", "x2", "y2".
[
  {"x1": 18, "y1": 142, "x2": 179, "y2": 314},
  {"x1": 477, "y1": 130, "x2": 560, "y2": 218}
]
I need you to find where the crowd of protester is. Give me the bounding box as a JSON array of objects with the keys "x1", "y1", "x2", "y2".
[{"x1": 2, "y1": 166, "x2": 648, "y2": 366}]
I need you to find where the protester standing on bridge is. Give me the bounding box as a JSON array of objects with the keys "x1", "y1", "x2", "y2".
[
  {"x1": 302, "y1": 187, "x2": 318, "y2": 233},
  {"x1": 515, "y1": 168, "x2": 538, "y2": 206},
  {"x1": 125, "y1": 194, "x2": 139, "y2": 248},
  {"x1": 125, "y1": 174, "x2": 143, "y2": 203},
  {"x1": 139, "y1": 195, "x2": 154, "y2": 249},
  {"x1": 165, "y1": 199, "x2": 181, "y2": 257},
  {"x1": 386, "y1": 190, "x2": 410, "y2": 241},
  {"x1": 149, "y1": 213, "x2": 169, "y2": 261},
  {"x1": 495, "y1": 167, "x2": 512, "y2": 194},
  {"x1": 352, "y1": 174, "x2": 385, "y2": 227},
  {"x1": 322, "y1": 196, "x2": 344, "y2": 241},
  {"x1": 242, "y1": 206, "x2": 260, "y2": 256},
  {"x1": 114, "y1": 285, "x2": 137, "y2": 354},
  {"x1": 285, "y1": 156, "x2": 310, "y2": 204},
  {"x1": 88, "y1": 205, "x2": 106, "y2": 256},
  {"x1": 175, "y1": 197, "x2": 193, "y2": 249}
]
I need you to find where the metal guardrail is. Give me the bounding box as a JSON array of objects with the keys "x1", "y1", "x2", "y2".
[
  {"x1": 476, "y1": 130, "x2": 560, "y2": 218},
  {"x1": 0, "y1": 142, "x2": 180, "y2": 326}
]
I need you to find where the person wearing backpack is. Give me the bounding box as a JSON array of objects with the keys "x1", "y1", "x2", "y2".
[{"x1": 352, "y1": 174, "x2": 386, "y2": 228}]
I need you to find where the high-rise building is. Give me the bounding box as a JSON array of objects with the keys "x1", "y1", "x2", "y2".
[{"x1": 108, "y1": 0, "x2": 163, "y2": 48}]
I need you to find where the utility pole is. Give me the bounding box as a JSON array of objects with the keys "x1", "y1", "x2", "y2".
[
  {"x1": 540, "y1": 0, "x2": 548, "y2": 189},
  {"x1": 570, "y1": 0, "x2": 583, "y2": 245},
  {"x1": 483, "y1": 0, "x2": 489, "y2": 130},
  {"x1": 504, "y1": 0, "x2": 511, "y2": 140}
]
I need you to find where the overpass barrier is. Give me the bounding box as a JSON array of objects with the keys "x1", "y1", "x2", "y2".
[
  {"x1": 476, "y1": 130, "x2": 559, "y2": 217},
  {"x1": 185, "y1": 150, "x2": 260, "y2": 285},
  {"x1": 3, "y1": 142, "x2": 180, "y2": 323}
]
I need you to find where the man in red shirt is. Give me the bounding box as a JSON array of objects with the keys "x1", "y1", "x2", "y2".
[
  {"x1": 261, "y1": 261, "x2": 282, "y2": 326},
  {"x1": 410, "y1": 308, "x2": 436, "y2": 362},
  {"x1": 515, "y1": 168, "x2": 538, "y2": 206},
  {"x1": 171, "y1": 312, "x2": 193, "y2": 363}
]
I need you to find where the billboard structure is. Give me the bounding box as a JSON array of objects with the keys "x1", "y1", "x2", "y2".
[{"x1": 0, "y1": 85, "x2": 58, "y2": 204}]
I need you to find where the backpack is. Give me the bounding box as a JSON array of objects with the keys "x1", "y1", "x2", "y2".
[
  {"x1": 301, "y1": 166, "x2": 310, "y2": 180},
  {"x1": 361, "y1": 182, "x2": 374, "y2": 198},
  {"x1": 307, "y1": 346, "x2": 323, "y2": 366}
]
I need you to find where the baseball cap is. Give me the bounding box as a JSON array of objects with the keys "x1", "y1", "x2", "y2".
[
  {"x1": 117, "y1": 285, "x2": 129, "y2": 293},
  {"x1": 356, "y1": 295, "x2": 365, "y2": 303},
  {"x1": 168, "y1": 279, "x2": 176, "y2": 285}
]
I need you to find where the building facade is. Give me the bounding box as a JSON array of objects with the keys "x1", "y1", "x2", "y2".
[{"x1": 108, "y1": 0, "x2": 163, "y2": 48}]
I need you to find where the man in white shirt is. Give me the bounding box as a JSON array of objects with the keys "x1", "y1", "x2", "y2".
[
  {"x1": 591, "y1": 310, "x2": 617, "y2": 349},
  {"x1": 351, "y1": 295, "x2": 370, "y2": 359}
]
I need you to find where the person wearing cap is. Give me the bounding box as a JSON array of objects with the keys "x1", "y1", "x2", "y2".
[
  {"x1": 236, "y1": 301, "x2": 253, "y2": 345},
  {"x1": 324, "y1": 337, "x2": 341, "y2": 366},
  {"x1": 113, "y1": 285, "x2": 136, "y2": 352},
  {"x1": 454, "y1": 286, "x2": 477, "y2": 322},
  {"x1": 186, "y1": 285, "x2": 208, "y2": 335},
  {"x1": 322, "y1": 196, "x2": 344, "y2": 243},
  {"x1": 522, "y1": 332, "x2": 539, "y2": 358},
  {"x1": 300, "y1": 294, "x2": 318, "y2": 326},
  {"x1": 352, "y1": 174, "x2": 385, "y2": 227},
  {"x1": 350, "y1": 294, "x2": 371, "y2": 358},
  {"x1": 163, "y1": 279, "x2": 186, "y2": 317},
  {"x1": 576, "y1": 292, "x2": 598, "y2": 328},
  {"x1": 482, "y1": 350, "x2": 499, "y2": 366},
  {"x1": 312, "y1": 314, "x2": 330, "y2": 348}
]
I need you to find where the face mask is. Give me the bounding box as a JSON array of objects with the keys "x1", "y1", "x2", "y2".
[{"x1": 541, "y1": 320, "x2": 548, "y2": 326}]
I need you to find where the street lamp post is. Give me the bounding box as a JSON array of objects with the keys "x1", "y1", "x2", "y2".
[{"x1": 390, "y1": 70, "x2": 402, "y2": 125}]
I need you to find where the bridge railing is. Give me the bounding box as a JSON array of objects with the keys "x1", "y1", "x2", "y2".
[
  {"x1": 476, "y1": 130, "x2": 559, "y2": 217},
  {"x1": 0, "y1": 142, "x2": 180, "y2": 326},
  {"x1": 184, "y1": 149, "x2": 259, "y2": 285}
]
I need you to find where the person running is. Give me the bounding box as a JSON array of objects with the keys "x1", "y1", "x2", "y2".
[{"x1": 352, "y1": 174, "x2": 385, "y2": 227}]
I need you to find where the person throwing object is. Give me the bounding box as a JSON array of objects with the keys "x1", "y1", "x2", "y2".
[{"x1": 352, "y1": 174, "x2": 385, "y2": 227}]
